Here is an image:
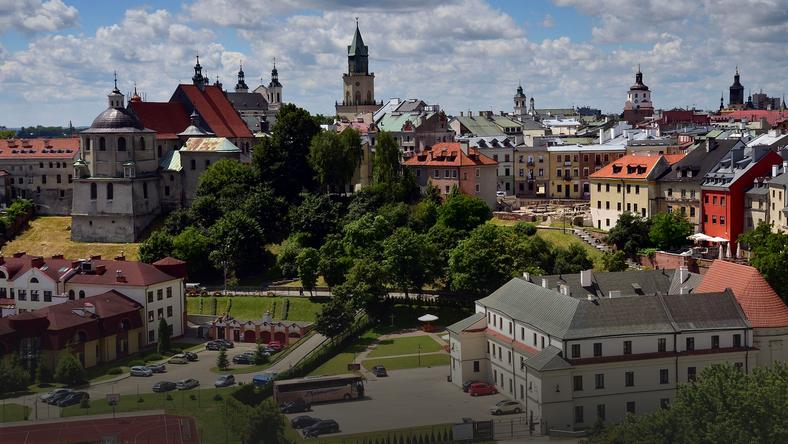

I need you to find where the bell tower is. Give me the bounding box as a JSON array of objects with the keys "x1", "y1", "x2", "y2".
[{"x1": 336, "y1": 19, "x2": 378, "y2": 118}]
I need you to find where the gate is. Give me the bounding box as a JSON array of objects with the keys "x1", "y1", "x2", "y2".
[{"x1": 492, "y1": 416, "x2": 537, "y2": 441}]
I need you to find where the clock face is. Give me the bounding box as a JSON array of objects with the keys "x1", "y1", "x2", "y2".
[{"x1": 355, "y1": 81, "x2": 360, "y2": 87}]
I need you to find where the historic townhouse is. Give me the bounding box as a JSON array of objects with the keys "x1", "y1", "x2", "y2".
[{"x1": 767, "y1": 166, "x2": 788, "y2": 232}]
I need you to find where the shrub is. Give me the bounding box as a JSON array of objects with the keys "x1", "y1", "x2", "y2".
[
  {"x1": 189, "y1": 394, "x2": 197, "y2": 401},
  {"x1": 213, "y1": 393, "x2": 223, "y2": 401},
  {"x1": 138, "y1": 397, "x2": 144, "y2": 403},
  {"x1": 107, "y1": 367, "x2": 123, "y2": 375},
  {"x1": 54, "y1": 350, "x2": 85, "y2": 386},
  {"x1": 211, "y1": 297, "x2": 218, "y2": 315}
]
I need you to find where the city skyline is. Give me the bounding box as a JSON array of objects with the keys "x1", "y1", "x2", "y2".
[{"x1": 1, "y1": 0, "x2": 787, "y2": 127}]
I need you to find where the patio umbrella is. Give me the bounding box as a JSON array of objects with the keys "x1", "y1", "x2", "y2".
[
  {"x1": 418, "y1": 314, "x2": 439, "y2": 322},
  {"x1": 726, "y1": 241, "x2": 732, "y2": 259},
  {"x1": 719, "y1": 243, "x2": 724, "y2": 260},
  {"x1": 688, "y1": 233, "x2": 712, "y2": 242}
]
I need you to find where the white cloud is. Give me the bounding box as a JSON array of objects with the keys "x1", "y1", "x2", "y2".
[{"x1": 0, "y1": 0, "x2": 78, "y2": 34}]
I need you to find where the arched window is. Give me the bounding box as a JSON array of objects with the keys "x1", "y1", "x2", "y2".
[
  {"x1": 78, "y1": 290, "x2": 85, "y2": 299},
  {"x1": 90, "y1": 183, "x2": 97, "y2": 200},
  {"x1": 85, "y1": 138, "x2": 91, "y2": 151},
  {"x1": 29, "y1": 277, "x2": 38, "y2": 284},
  {"x1": 117, "y1": 137, "x2": 126, "y2": 151},
  {"x1": 68, "y1": 289, "x2": 75, "y2": 300},
  {"x1": 106, "y1": 183, "x2": 113, "y2": 200},
  {"x1": 139, "y1": 137, "x2": 145, "y2": 150},
  {"x1": 0, "y1": 271, "x2": 6, "y2": 279},
  {"x1": 99, "y1": 137, "x2": 106, "y2": 151}
]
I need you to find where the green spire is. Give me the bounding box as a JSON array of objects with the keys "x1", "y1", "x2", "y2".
[{"x1": 348, "y1": 18, "x2": 368, "y2": 56}]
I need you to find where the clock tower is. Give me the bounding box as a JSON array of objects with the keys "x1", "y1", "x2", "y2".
[{"x1": 336, "y1": 19, "x2": 380, "y2": 118}]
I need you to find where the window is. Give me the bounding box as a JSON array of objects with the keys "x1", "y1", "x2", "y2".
[
  {"x1": 190, "y1": 159, "x2": 196, "y2": 170},
  {"x1": 720, "y1": 216, "x2": 725, "y2": 225},
  {"x1": 79, "y1": 290, "x2": 85, "y2": 299},
  {"x1": 99, "y1": 137, "x2": 106, "y2": 151},
  {"x1": 626, "y1": 401, "x2": 636, "y2": 414},
  {"x1": 148, "y1": 330, "x2": 155, "y2": 343},
  {"x1": 625, "y1": 371, "x2": 634, "y2": 387},
  {"x1": 712, "y1": 215, "x2": 716, "y2": 224},
  {"x1": 18, "y1": 290, "x2": 26, "y2": 301},
  {"x1": 571, "y1": 344, "x2": 580, "y2": 358},
  {"x1": 635, "y1": 185, "x2": 640, "y2": 194},
  {"x1": 688, "y1": 367, "x2": 696, "y2": 381},
  {"x1": 143, "y1": 182, "x2": 148, "y2": 199},
  {"x1": 167, "y1": 306, "x2": 173, "y2": 317},
  {"x1": 658, "y1": 338, "x2": 666, "y2": 352},
  {"x1": 90, "y1": 183, "x2": 97, "y2": 200},
  {"x1": 473, "y1": 361, "x2": 480, "y2": 372},
  {"x1": 30, "y1": 290, "x2": 39, "y2": 301},
  {"x1": 106, "y1": 183, "x2": 113, "y2": 200},
  {"x1": 139, "y1": 137, "x2": 146, "y2": 150},
  {"x1": 593, "y1": 343, "x2": 602, "y2": 357},
  {"x1": 157, "y1": 289, "x2": 163, "y2": 300},
  {"x1": 596, "y1": 404, "x2": 606, "y2": 421},
  {"x1": 617, "y1": 202, "x2": 621, "y2": 211},
  {"x1": 595, "y1": 373, "x2": 604, "y2": 389},
  {"x1": 507, "y1": 350, "x2": 512, "y2": 363},
  {"x1": 574, "y1": 406, "x2": 584, "y2": 424},
  {"x1": 686, "y1": 337, "x2": 695, "y2": 351},
  {"x1": 713, "y1": 196, "x2": 717, "y2": 204},
  {"x1": 711, "y1": 335, "x2": 719, "y2": 349},
  {"x1": 667, "y1": 188, "x2": 672, "y2": 196},
  {"x1": 606, "y1": 201, "x2": 610, "y2": 209},
  {"x1": 660, "y1": 369, "x2": 669, "y2": 384},
  {"x1": 733, "y1": 334, "x2": 742, "y2": 347},
  {"x1": 147, "y1": 291, "x2": 153, "y2": 303},
  {"x1": 626, "y1": 184, "x2": 631, "y2": 193},
  {"x1": 157, "y1": 308, "x2": 164, "y2": 319},
  {"x1": 148, "y1": 311, "x2": 154, "y2": 322},
  {"x1": 721, "y1": 197, "x2": 726, "y2": 205},
  {"x1": 42, "y1": 175, "x2": 47, "y2": 184},
  {"x1": 541, "y1": 336, "x2": 545, "y2": 349},
  {"x1": 597, "y1": 201, "x2": 601, "y2": 209},
  {"x1": 597, "y1": 183, "x2": 601, "y2": 192},
  {"x1": 166, "y1": 287, "x2": 172, "y2": 298},
  {"x1": 623, "y1": 341, "x2": 632, "y2": 355},
  {"x1": 556, "y1": 169, "x2": 562, "y2": 178},
  {"x1": 660, "y1": 398, "x2": 670, "y2": 409}
]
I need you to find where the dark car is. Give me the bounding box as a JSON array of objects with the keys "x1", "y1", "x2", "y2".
[
  {"x1": 371, "y1": 365, "x2": 387, "y2": 377},
  {"x1": 205, "y1": 341, "x2": 225, "y2": 351},
  {"x1": 290, "y1": 415, "x2": 321, "y2": 429},
  {"x1": 216, "y1": 339, "x2": 235, "y2": 349},
  {"x1": 232, "y1": 354, "x2": 253, "y2": 365},
  {"x1": 57, "y1": 391, "x2": 89, "y2": 407},
  {"x1": 280, "y1": 398, "x2": 311, "y2": 414},
  {"x1": 152, "y1": 381, "x2": 177, "y2": 393},
  {"x1": 184, "y1": 351, "x2": 199, "y2": 362},
  {"x1": 47, "y1": 390, "x2": 75, "y2": 405},
  {"x1": 264, "y1": 346, "x2": 278, "y2": 354},
  {"x1": 462, "y1": 380, "x2": 481, "y2": 393},
  {"x1": 303, "y1": 419, "x2": 339, "y2": 438}
]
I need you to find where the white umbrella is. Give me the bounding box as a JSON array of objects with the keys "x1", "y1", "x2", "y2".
[
  {"x1": 726, "y1": 241, "x2": 732, "y2": 259},
  {"x1": 688, "y1": 233, "x2": 712, "y2": 242},
  {"x1": 418, "y1": 314, "x2": 439, "y2": 322},
  {"x1": 719, "y1": 244, "x2": 724, "y2": 260},
  {"x1": 708, "y1": 236, "x2": 728, "y2": 243}
]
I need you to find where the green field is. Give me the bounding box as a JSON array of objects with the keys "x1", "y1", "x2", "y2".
[
  {"x1": 362, "y1": 353, "x2": 449, "y2": 371},
  {"x1": 0, "y1": 403, "x2": 30, "y2": 422},
  {"x1": 535, "y1": 228, "x2": 604, "y2": 269},
  {"x1": 308, "y1": 329, "x2": 384, "y2": 376},
  {"x1": 186, "y1": 296, "x2": 323, "y2": 322},
  {"x1": 367, "y1": 335, "x2": 443, "y2": 358}
]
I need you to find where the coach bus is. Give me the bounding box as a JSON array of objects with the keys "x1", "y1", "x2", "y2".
[{"x1": 273, "y1": 374, "x2": 365, "y2": 404}]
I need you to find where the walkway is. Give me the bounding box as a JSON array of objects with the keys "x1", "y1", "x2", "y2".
[{"x1": 267, "y1": 332, "x2": 327, "y2": 373}]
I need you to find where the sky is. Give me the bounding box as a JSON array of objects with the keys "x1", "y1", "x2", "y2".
[{"x1": 1, "y1": 0, "x2": 788, "y2": 127}]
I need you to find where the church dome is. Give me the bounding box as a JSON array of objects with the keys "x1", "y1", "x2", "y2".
[{"x1": 90, "y1": 107, "x2": 144, "y2": 131}]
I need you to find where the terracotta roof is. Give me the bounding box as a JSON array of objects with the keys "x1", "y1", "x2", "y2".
[
  {"x1": 695, "y1": 260, "x2": 788, "y2": 328},
  {"x1": 173, "y1": 85, "x2": 253, "y2": 139},
  {"x1": 35, "y1": 290, "x2": 141, "y2": 330},
  {"x1": 128, "y1": 101, "x2": 190, "y2": 140},
  {"x1": 590, "y1": 154, "x2": 667, "y2": 180},
  {"x1": 153, "y1": 257, "x2": 186, "y2": 266},
  {"x1": 0, "y1": 138, "x2": 79, "y2": 159},
  {"x1": 403, "y1": 142, "x2": 497, "y2": 167},
  {"x1": 714, "y1": 110, "x2": 788, "y2": 126}
]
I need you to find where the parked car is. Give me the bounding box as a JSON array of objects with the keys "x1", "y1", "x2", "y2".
[
  {"x1": 168, "y1": 354, "x2": 188, "y2": 364},
  {"x1": 280, "y1": 398, "x2": 311, "y2": 413},
  {"x1": 496, "y1": 191, "x2": 506, "y2": 198},
  {"x1": 152, "y1": 381, "x2": 177, "y2": 393},
  {"x1": 46, "y1": 390, "x2": 75, "y2": 405},
  {"x1": 145, "y1": 363, "x2": 166, "y2": 373},
  {"x1": 267, "y1": 341, "x2": 283, "y2": 351},
  {"x1": 57, "y1": 391, "x2": 89, "y2": 407},
  {"x1": 176, "y1": 378, "x2": 200, "y2": 390},
  {"x1": 232, "y1": 354, "x2": 253, "y2": 365},
  {"x1": 131, "y1": 366, "x2": 154, "y2": 377},
  {"x1": 264, "y1": 346, "x2": 278, "y2": 354},
  {"x1": 214, "y1": 374, "x2": 235, "y2": 388},
  {"x1": 371, "y1": 365, "x2": 388, "y2": 377},
  {"x1": 462, "y1": 380, "x2": 481, "y2": 392},
  {"x1": 215, "y1": 339, "x2": 235, "y2": 349},
  {"x1": 184, "y1": 351, "x2": 199, "y2": 361},
  {"x1": 40, "y1": 388, "x2": 71, "y2": 402},
  {"x1": 303, "y1": 419, "x2": 339, "y2": 438},
  {"x1": 291, "y1": 415, "x2": 321, "y2": 429},
  {"x1": 205, "y1": 341, "x2": 224, "y2": 351},
  {"x1": 468, "y1": 382, "x2": 497, "y2": 396},
  {"x1": 252, "y1": 373, "x2": 277, "y2": 387},
  {"x1": 490, "y1": 400, "x2": 523, "y2": 415}
]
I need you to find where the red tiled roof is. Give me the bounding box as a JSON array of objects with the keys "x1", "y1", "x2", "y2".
[
  {"x1": 695, "y1": 260, "x2": 788, "y2": 328},
  {"x1": 590, "y1": 154, "x2": 668, "y2": 180},
  {"x1": 128, "y1": 101, "x2": 190, "y2": 140},
  {"x1": 35, "y1": 290, "x2": 141, "y2": 331},
  {"x1": 713, "y1": 110, "x2": 788, "y2": 126},
  {"x1": 0, "y1": 138, "x2": 79, "y2": 159},
  {"x1": 662, "y1": 153, "x2": 687, "y2": 165},
  {"x1": 403, "y1": 143, "x2": 497, "y2": 167},
  {"x1": 174, "y1": 85, "x2": 253, "y2": 139}
]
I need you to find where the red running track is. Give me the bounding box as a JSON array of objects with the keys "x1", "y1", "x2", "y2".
[{"x1": 0, "y1": 414, "x2": 198, "y2": 444}]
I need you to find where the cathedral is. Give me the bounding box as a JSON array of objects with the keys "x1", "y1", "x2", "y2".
[{"x1": 336, "y1": 21, "x2": 382, "y2": 118}]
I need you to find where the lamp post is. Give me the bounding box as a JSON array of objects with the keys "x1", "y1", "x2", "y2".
[{"x1": 418, "y1": 344, "x2": 422, "y2": 367}]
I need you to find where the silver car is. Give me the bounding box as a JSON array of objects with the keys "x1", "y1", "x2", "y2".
[
  {"x1": 130, "y1": 365, "x2": 153, "y2": 377},
  {"x1": 490, "y1": 400, "x2": 523, "y2": 415},
  {"x1": 177, "y1": 378, "x2": 200, "y2": 390}
]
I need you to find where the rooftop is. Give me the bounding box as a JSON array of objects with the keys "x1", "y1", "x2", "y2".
[
  {"x1": 0, "y1": 138, "x2": 79, "y2": 159},
  {"x1": 402, "y1": 142, "x2": 497, "y2": 167}
]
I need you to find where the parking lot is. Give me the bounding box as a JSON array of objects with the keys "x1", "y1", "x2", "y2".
[{"x1": 286, "y1": 366, "x2": 523, "y2": 436}]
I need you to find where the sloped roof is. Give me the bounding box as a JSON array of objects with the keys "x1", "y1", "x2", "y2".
[
  {"x1": 658, "y1": 139, "x2": 740, "y2": 184},
  {"x1": 37, "y1": 290, "x2": 141, "y2": 330},
  {"x1": 525, "y1": 346, "x2": 571, "y2": 371},
  {"x1": 159, "y1": 150, "x2": 182, "y2": 172},
  {"x1": 446, "y1": 312, "x2": 486, "y2": 334},
  {"x1": 0, "y1": 138, "x2": 79, "y2": 159},
  {"x1": 662, "y1": 290, "x2": 750, "y2": 331},
  {"x1": 695, "y1": 260, "x2": 788, "y2": 328},
  {"x1": 537, "y1": 269, "x2": 677, "y2": 299},
  {"x1": 590, "y1": 154, "x2": 668, "y2": 180},
  {"x1": 403, "y1": 143, "x2": 497, "y2": 167},
  {"x1": 173, "y1": 85, "x2": 253, "y2": 139},
  {"x1": 452, "y1": 116, "x2": 506, "y2": 137},
  {"x1": 181, "y1": 137, "x2": 241, "y2": 153},
  {"x1": 225, "y1": 91, "x2": 268, "y2": 111},
  {"x1": 128, "y1": 101, "x2": 190, "y2": 140}
]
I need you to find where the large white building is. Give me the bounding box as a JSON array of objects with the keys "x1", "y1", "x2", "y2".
[{"x1": 448, "y1": 265, "x2": 786, "y2": 432}]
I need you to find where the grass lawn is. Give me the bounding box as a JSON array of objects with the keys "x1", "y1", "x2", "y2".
[
  {"x1": 367, "y1": 335, "x2": 443, "y2": 358},
  {"x1": 282, "y1": 276, "x2": 328, "y2": 288},
  {"x1": 362, "y1": 353, "x2": 450, "y2": 371},
  {"x1": 61, "y1": 387, "x2": 239, "y2": 443},
  {"x1": 2, "y1": 216, "x2": 140, "y2": 260},
  {"x1": 536, "y1": 228, "x2": 604, "y2": 269},
  {"x1": 308, "y1": 328, "x2": 387, "y2": 376},
  {"x1": 0, "y1": 403, "x2": 30, "y2": 422},
  {"x1": 186, "y1": 296, "x2": 323, "y2": 322}
]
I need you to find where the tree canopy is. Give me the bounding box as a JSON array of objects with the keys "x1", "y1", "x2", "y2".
[
  {"x1": 649, "y1": 212, "x2": 693, "y2": 251},
  {"x1": 437, "y1": 193, "x2": 492, "y2": 233},
  {"x1": 606, "y1": 212, "x2": 652, "y2": 257},
  {"x1": 739, "y1": 222, "x2": 788, "y2": 301},
  {"x1": 308, "y1": 129, "x2": 362, "y2": 193},
  {"x1": 372, "y1": 131, "x2": 401, "y2": 185}
]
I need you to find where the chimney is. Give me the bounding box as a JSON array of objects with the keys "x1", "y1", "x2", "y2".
[
  {"x1": 115, "y1": 269, "x2": 126, "y2": 283},
  {"x1": 460, "y1": 140, "x2": 469, "y2": 155},
  {"x1": 541, "y1": 278, "x2": 549, "y2": 288},
  {"x1": 52, "y1": 254, "x2": 64, "y2": 259},
  {"x1": 522, "y1": 271, "x2": 531, "y2": 282},
  {"x1": 598, "y1": 128, "x2": 604, "y2": 144},
  {"x1": 559, "y1": 284, "x2": 569, "y2": 296},
  {"x1": 608, "y1": 290, "x2": 621, "y2": 298},
  {"x1": 772, "y1": 164, "x2": 779, "y2": 178},
  {"x1": 678, "y1": 266, "x2": 688, "y2": 284},
  {"x1": 783, "y1": 161, "x2": 788, "y2": 174},
  {"x1": 610, "y1": 128, "x2": 615, "y2": 140},
  {"x1": 580, "y1": 269, "x2": 593, "y2": 287},
  {"x1": 114, "y1": 253, "x2": 125, "y2": 261},
  {"x1": 84, "y1": 302, "x2": 96, "y2": 315}
]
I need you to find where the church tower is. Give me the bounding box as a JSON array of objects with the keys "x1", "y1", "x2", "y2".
[
  {"x1": 513, "y1": 83, "x2": 527, "y2": 120},
  {"x1": 267, "y1": 59, "x2": 283, "y2": 110},
  {"x1": 235, "y1": 63, "x2": 248, "y2": 93},
  {"x1": 622, "y1": 65, "x2": 654, "y2": 124},
  {"x1": 336, "y1": 19, "x2": 379, "y2": 118},
  {"x1": 192, "y1": 56, "x2": 206, "y2": 90},
  {"x1": 729, "y1": 67, "x2": 744, "y2": 108}
]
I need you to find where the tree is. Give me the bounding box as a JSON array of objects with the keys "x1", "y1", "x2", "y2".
[
  {"x1": 277, "y1": 233, "x2": 307, "y2": 278},
  {"x1": 138, "y1": 230, "x2": 173, "y2": 263},
  {"x1": 157, "y1": 319, "x2": 171, "y2": 354},
  {"x1": 383, "y1": 227, "x2": 435, "y2": 296},
  {"x1": 334, "y1": 260, "x2": 388, "y2": 319},
  {"x1": 241, "y1": 185, "x2": 289, "y2": 244},
  {"x1": 410, "y1": 200, "x2": 438, "y2": 233},
  {"x1": 172, "y1": 226, "x2": 214, "y2": 277},
  {"x1": 163, "y1": 208, "x2": 194, "y2": 235},
  {"x1": 216, "y1": 349, "x2": 229, "y2": 370},
  {"x1": 253, "y1": 342, "x2": 269, "y2": 366},
  {"x1": 54, "y1": 350, "x2": 85, "y2": 386},
  {"x1": 314, "y1": 298, "x2": 354, "y2": 340},
  {"x1": 552, "y1": 244, "x2": 593, "y2": 275},
  {"x1": 236, "y1": 399, "x2": 287, "y2": 444},
  {"x1": 448, "y1": 224, "x2": 513, "y2": 296},
  {"x1": 196, "y1": 159, "x2": 256, "y2": 212},
  {"x1": 297, "y1": 247, "x2": 320, "y2": 296},
  {"x1": 308, "y1": 129, "x2": 362, "y2": 193},
  {"x1": 289, "y1": 193, "x2": 342, "y2": 247},
  {"x1": 606, "y1": 212, "x2": 652, "y2": 257},
  {"x1": 372, "y1": 131, "x2": 401, "y2": 185},
  {"x1": 318, "y1": 235, "x2": 352, "y2": 288},
  {"x1": 190, "y1": 194, "x2": 223, "y2": 228},
  {"x1": 209, "y1": 210, "x2": 265, "y2": 277},
  {"x1": 649, "y1": 212, "x2": 693, "y2": 251},
  {"x1": 342, "y1": 213, "x2": 392, "y2": 259},
  {"x1": 437, "y1": 193, "x2": 492, "y2": 233},
  {"x1": 0, "y1": 354, "x2": 31, "y2": 394},
  {"x1": 513, "y1": 222, "x2": 537, "y2": 237},
  {"x1": 739, "y1": 222, "x2": 788, "y2": 301},
  {"x1": 602, "y1": 250, "x2": 629, "y2": 272},
  {"x1": 36, "y1": 359, "x2": 52, "y2": 385}
]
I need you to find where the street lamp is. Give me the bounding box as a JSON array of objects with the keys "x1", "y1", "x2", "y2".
[{"x1": 418, "y1": 344, "x2": 422, "y2": 367}]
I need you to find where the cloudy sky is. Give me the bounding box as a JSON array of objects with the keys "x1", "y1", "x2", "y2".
[{"x1": 1, "y1": 0, "x2": 787, "y2": 127}]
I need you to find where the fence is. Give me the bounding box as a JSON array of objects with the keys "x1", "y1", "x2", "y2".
[{"x1": 311, "y1": 423, "x2": 454, "y2": 444}]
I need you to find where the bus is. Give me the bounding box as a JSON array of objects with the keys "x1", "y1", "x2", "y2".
[{"x1": 273, "y1": 374, "x2": 365, "y2": 404}]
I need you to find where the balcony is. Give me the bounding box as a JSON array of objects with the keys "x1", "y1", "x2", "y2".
[{"x1": 527, "y1": 160, "x2": 534, "y2": 166}]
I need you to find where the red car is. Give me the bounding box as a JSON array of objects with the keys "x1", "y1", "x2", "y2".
[
  {"x1": 268, "y1": 341, "x2": 283, "y2": 351},
  {"x1": 468, "y1": 383, "x2": 498, "y2": 396}
]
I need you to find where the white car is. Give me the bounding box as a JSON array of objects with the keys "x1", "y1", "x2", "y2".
[
  {"x1": 496, "y1": 191, "x2": 506, "y2": 198},
  {"x1": 490, "y1": 399, "x2": 523, "y2": 415},
  {"x1": 168, "y1": 354, "x2": 188, "y2": 364},
  {"x1": 130, "y1": 365, "x2": 153, "y2": 377}
]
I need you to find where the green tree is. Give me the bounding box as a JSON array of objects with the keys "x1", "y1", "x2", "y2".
[
  {"x1": 318, "y1": 235, "x2": 352, "y2": 288},
  {"x1": 157, "y1": 319, "x2": 171, "y2": 354},
  {"x1": 196, "y1": 159, "x2": 256, "y2": 212},
  {"x1": 163, "y1": 208, "x2": 194, "y2": 235},
  {"x1": 437, "y1": 193, "x2": 492, "y2": 233},
  {"x1": 383, "y1": 227, "x2": 435, "y2": 296},
  {"x1": 649, "y1": 212, "x2": 693, "y2": 251},
  {"x1": 190, "y1": 194, "x2": 223, "y2": 228},
  {"x1": 314, "y1": 298, "x2": 354, "y2": 340},
  {"x1": 216, "y1": 349, "x2": 229, "y2": 370},
  {"x1": 334, "y1": 260, "x2": 388, "y2": 319},
  {"x1": 0, "y1": 129, "x2": 16, "y2": 139},
  {"x1": 372, "y1": 131, "x2": 401, "y2": 185},
  {"x1": 241, "y1": 185, "x2": 289, "y2": 244},
  {"x1": 289, "y1": 193, "x2": 342, "y2": 247},
  {"x1": 448, "y1": 224, "x2": 513, "y2": 296},
  {"x1": 410, "y1": 200, "x2": 439, "y2": 233},
  {"x1": 253, "y1": 342, "x2": 269, "y2": 366},
  {"x1": 308, "y1": 129, "x2": 362, "y2": 193},
  {"x1": 36, "y1": 359, "x2": 52, "y2": 385},
  {"x1": 237, "y1": 399, "x2": 287, "y2": 444},
  {"x1": 277, "y1": 233, "x2": 307, "y2": 278},
  {"x1": 209, "y1": 210, "x2": 265, "y2": 277},
  {"x1": 739, "y1": 222, "x2": 788, "y2": 301},
  {"x1": 172, "y1": 226, "x2": 213, "y2": 277},
  {"x1": 0, "y1": 354, "x2": 31, "y2": 394},
  {"x1": 54, "y1": 350, "x2": 85, "y2": 386},
  {"x1": 602, "y1": 250, "x2": 629, "y2": 272},
  {"x1": 552, "y1": 244, "x2": 593, "y2": 275},
  {"x1": 513, "y1": 222, "x2": 537, "y2": 237},
  {"x1": 138, "y1": 230, "x2": 173, "y2": 263},
  {"x1": 296, "y1": 247, "x2": 320, "y2": 296},
  {"x1": 606, "y1": 212, "x2": 652, "y2": 257},
  {"x1": 342, "y1": 213, "x2": 392, "y2": 259}
]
